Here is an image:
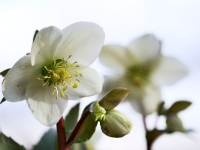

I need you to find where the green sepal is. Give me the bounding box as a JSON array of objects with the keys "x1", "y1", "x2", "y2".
[
  {"x1": 66, "y1": 111, "x2": 98, "y2": 146},
  {"x1": 167, "y1": 101, "x2": 191, "y2": 114},
  {"x1": 0, "y1": 132, "x2": 26, "y2": 150},
  {"x1": 0, "y1": 97, "x2": 6, "y2": 104},
  {"x1": 99, "y1": 87, "x2": 130, "y2": 111},
  {"x1": 0, "y1": 68, "x2": 10, "y2": 77},
  {"x1": 65, "y1": 103, "x2": 80, "y2": 131},
  {"x1": 33, "y1": 30, "x2": 39, "y2": 42}
]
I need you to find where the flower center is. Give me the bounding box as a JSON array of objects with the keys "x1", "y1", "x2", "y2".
[
  {"x1": 39, "y1": 55, "x2": 83, "y2": 99},
  {"x1": 125, "y1": 65, "x2": 150, "y2": 87}
]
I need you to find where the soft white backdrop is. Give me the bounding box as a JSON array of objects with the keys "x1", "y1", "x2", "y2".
[{"x1": 0, "y1": 0, "x2": 200, "y2": 149}]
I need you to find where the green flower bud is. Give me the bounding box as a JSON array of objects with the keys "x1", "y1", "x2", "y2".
[
  {"x1": 91, "y1": 101, "x2": 106, "y2": 122},
  {"x1": 100, "y1": 109, "x2": 132, "y2": 138},
  {"x1": 166, "y1": 114, "x2": 185, "y2": 132}
]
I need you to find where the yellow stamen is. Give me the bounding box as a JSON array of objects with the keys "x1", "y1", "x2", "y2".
[
  {"x1": 40, "y1": 56, "x2": 82, "y2": 100},
  {"x1": 73, "y1": 82, "x2": 78, "y2": 88}
]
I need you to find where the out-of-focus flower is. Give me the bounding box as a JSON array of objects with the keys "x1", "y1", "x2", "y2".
[
  {"x1": 99, "y1": 34, "x2": 188, "y2": 115},
  {"x1": 2, "y1": 22, "x2": 105, "y2": 126}
]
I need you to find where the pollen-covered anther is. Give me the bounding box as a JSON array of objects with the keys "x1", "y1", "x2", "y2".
[
  {"x1": 60, "y1": 92, "x2": 65, "y2": 97},
  {"x1": 39, "y1": 56, "x2": 83, "y2": 99},
  {"x1": 73, "y1": 82, "x2": 78, "y2": 88},
  {"x1": 76, "y1": 79, "x2": 80, "y2": 82}
]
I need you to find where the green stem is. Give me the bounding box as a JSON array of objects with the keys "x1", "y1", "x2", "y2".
[
  {"x1": 142, "y1": 114, "x2": 151, "y2": 150},
  {"x1": 138, "y1": 100, "x2": 151, "y2": 150}
]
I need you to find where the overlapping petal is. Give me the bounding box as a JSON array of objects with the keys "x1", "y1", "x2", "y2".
[
  {"x1": 99, "y1": 45, "x2": 131, "y2": 72},
  {"x1": 151, "y1": 56, "x2": 188, "y2": 86},
  {"x1": 66, "y1": 67, "x2": 102, "y2": 100},
  {"x1": 127, "y1": 34, "x2": 160, "y2": 64},
  {"x1": 31, "y1": 26, "x2": 63, "y2": 66},
  {"x1": 26, "y1": 79, "x2": 68, "y2": 126},
  {"x1": 2, "y1": 55, "x2": 40, "y2": 102},
  {"x1": 55, "y1": 22, "x2": 105, "y2": 68}
]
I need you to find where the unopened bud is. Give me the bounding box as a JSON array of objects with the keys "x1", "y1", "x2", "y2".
[
  {"x1": 91, "y1": 101, "x2": 106, "y2": 122},
  {"x1": 100, "y1": 109, "x2": 132, "y2": 138}
]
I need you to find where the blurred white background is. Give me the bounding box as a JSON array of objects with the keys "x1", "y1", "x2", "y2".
[{"x1": 0, "y1": 0, "x2": 200, "y2": 149}]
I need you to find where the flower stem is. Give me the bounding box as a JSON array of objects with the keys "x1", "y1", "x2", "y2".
[
  {"x1": 66, "y1": 110, "x2": 90, "y2": 146},
  {"x1": 138, "y1": 100, "x2": 151, "y2": 150},
  {"x1": 56, "y1": 117, "x2": 69, "y2": 150},
  {"x1": 142, "y1": 114, "x2": 151, "y2": 150}
]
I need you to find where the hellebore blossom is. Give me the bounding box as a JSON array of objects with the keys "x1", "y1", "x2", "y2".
[
  {"x1": 99, "y1": 34, "x2": 188, "y2": 115},
  {"x1": 2, "y1": 22, "x2": 105, "y2": 126}
]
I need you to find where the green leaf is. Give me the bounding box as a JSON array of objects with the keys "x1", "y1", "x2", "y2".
[
  {"x1": 0, "y1": 132, "x2": 26, "y2": 150},
  {"x1": 66, "y1": 111, "x2": 98, "y2": 145},
  {"x1": 33, "y1": 30, "x2": 39, "y2": 42},
  {"x1": 99, "y1": 87, "x2": 130, "y2": 111},
  {"x1": 168, "y1": 101, "x2": 192, "y2": 114},
  {"x1": 0, "y1": 97, "x2": 6, "y2": 104},
  {"x1": 166, "y1": 114, "x2": 185, "y2": 133},
  {"x1": 0, "y1": 68, "x2": 10, "y2": 77},
  {"x1": 146, "y1": 129, "x2": 165, "y2": 148},
  {"x1": 33, "y1": 128, "x2": 57, "y2": 150},
  {"x1": 65, "y1": 103, "x2": 80, "y2": 131},
  {"x1": 157, "y1": 101, "x2": 166, "y2": 116}
]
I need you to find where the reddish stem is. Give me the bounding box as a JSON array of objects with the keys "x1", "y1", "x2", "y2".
[
  {"x1": 66, "y1": 110, "x2": 90, "y2": 146},
  {"x1": 56, "y1": 117, "x2": 69, "y2": 150}
]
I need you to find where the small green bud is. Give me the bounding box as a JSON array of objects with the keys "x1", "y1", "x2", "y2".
[
  {"x1": 166, "y1": 114, "x2": 185, "y2": 132},
  {"x1": 91, "y1": 101, "x2": 106, "y2": 122},
  {"x1": 99, "y1": 87, "x2": 130, "y2": 111},
  {"x1": 100, "y1": 109, "x2": 132, "y2": 138}
]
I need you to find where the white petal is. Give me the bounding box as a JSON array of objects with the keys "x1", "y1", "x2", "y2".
[
  {"x1": 99, "y1": 45, "x2": 131, "y2": 72},
  {"x1": 67, "y1": 67, "x2": 102, "y2": 100},
  {"x1": 142, "y1": 85, "x2": 161, "y2": 115},
  {"x1": 151, "y1": 56, "x2": 188, "y2": 86},
  {"x1": 127, "y1": 34, "x2": 160, "y2": 64},
  {"x1": 31, "y1": 26, "x2": 63, "y2": 66},
  {"x1": 129, "y1": 84, "x2": 161, "y2": 115},
  {"x1": 55, "y1": 22, "x2": 105, "y2": 68},
  {"x1": 26, "y1": 79, "x2": 68, "y2": 126},
  {"x1": 2, "y1": 55, "x2": 40, "y2": 102}
]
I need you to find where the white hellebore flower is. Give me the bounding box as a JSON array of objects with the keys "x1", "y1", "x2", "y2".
[
  {"x1": 99, "y1": 34, "x2": 188, "y2": 115},
  {"x1": 2, "y1": 22, "x2": 105, "y2": 126}
]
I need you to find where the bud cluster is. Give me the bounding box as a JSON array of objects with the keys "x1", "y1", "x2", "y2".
[{"x1": 91, "y1": 88, "x2": 132, "y2": 138}]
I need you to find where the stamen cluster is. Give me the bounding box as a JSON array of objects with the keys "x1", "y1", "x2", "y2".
[
  {"x1": 39, "y1": 55, "x2": 83, "y2": 99},
  {"x1": 125, "y1": 65, "x2": 150, "y2": 87}
]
